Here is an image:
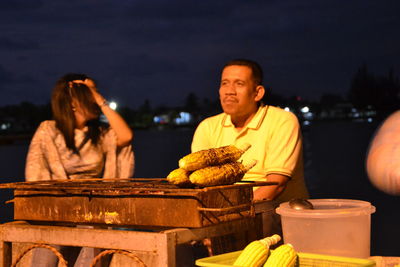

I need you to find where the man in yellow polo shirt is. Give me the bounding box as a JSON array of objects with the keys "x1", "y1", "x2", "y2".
[{"x1": 192, "y1": 58, "x2": 309, "y2": 203}]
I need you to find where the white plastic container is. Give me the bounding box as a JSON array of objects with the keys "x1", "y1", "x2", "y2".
[{"x1": 276, "y1": 199, "x2": 376, "y2": 258}]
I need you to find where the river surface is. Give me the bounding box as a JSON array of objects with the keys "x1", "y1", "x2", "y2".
[{"x1": 0, "y1": 120, "x2": 399, "y2": 256}]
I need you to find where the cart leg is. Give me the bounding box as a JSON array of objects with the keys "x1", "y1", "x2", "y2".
[
  {"x1": 160, "y1": 233, "x2": 177, "y2": 267},
  {"x1": 0, "y1": 241, "x2": 12, "y2": 267}
]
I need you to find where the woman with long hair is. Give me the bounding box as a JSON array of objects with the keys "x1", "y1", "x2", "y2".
[
  {"x1": 25, "y1": 73, "x2": 134, "y2": 266},
  {"x1": 26, "y1": 73, "x2": 134, "y2": 181}
]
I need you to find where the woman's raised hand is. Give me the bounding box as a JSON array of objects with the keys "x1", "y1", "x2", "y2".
[{"x1": 72, "y1": 79, "x2": 105, "y2": 106}]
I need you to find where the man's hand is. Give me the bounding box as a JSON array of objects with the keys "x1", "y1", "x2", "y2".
[{"x1": 253, "y1": 174, "x2": 289, "y2": 201}]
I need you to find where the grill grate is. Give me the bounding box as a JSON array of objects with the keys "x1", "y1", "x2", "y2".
[{"x1": 0, "y1": 178, "x2": 277, "y2": 196}]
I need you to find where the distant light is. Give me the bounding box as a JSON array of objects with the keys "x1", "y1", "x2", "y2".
[
  {"x1": 153, "y1": 115, "x2": 169, "y2": 124},
  {"x1": 109, "y1": 101, "x2": 117, "y2": 110},
  {"x1": 303, "y1": 112, "x2": 314, "y2": 120},
  {"x1": 300, "y1": 106, "x2": 309, "y2": 113},
  {"x1": 367, "y1": 118, "x2": 373, "y2": 123},
  {"x1": 284, "y1": 107, "x2": 291, "y2": 112},
  {"x1": 1, "y1": 123, "x2": 9, "y2": 130},
  {"x1": 100, "y1": 114, "x2": 108, "y2": 123},
  {"x1": 175, "y1": 112, "x2": 193, "y2": 125},
  {"x1": 153, "y1": 116, "x2": 161, "y2": 124}
]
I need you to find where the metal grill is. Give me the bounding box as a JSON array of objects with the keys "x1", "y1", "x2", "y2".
[{"x1": 0, "y1": 179, "x2": 276, "y2": 228}]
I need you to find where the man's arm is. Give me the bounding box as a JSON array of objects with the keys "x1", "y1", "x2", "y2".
[
  {"x1": 253, "y1": 174, "x2": 290, "y2": 201},
  {"x1": 255, "y1": 109, "x2": 303, "y2": 201}
]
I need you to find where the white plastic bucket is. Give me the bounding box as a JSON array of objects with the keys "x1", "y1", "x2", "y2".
[{"x1": 276, "y1": 199, "x2": 376, "y2": 258}]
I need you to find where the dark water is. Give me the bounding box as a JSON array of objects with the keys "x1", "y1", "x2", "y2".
[{"x1": 0, "y1": 121, "x2": 399, "y2": 256}]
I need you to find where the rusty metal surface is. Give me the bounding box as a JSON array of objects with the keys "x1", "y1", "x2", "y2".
[
  {"x1": 0, "y1": 179, "x2": 277, "y2": 228},
  {"x1": 0, "y1": 178, "x2": 276, "y2": 194}
]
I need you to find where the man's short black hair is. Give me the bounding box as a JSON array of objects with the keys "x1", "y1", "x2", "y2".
[{"x1": 223, "y1": 59, "x2": 263, "y2": 85}]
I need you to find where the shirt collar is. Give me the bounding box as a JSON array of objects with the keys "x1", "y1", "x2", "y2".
[{"x1": 222, "y1": 104, "x2": 268, "y2": 130}]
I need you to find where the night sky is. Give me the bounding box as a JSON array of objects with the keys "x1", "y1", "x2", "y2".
[{"x1": 1, "y1": 0, "x2": 400, "y2": 109}]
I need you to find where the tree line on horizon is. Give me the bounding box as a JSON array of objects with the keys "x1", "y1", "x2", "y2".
[{"x1": 0, "y1": 64, "x2": 399, "y2": 133}]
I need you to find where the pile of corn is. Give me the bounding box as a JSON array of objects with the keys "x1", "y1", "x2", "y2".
[
  {"x1": 167, "y1": 143, "x2": 255, "y2": 187},
  {"x1": 234, "y1": 234, "x2": 297, "y2": 267}
]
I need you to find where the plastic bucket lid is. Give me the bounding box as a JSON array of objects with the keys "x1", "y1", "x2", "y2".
[{"x1": 276, "y1": 199, "x2": 376, "y2": 218}]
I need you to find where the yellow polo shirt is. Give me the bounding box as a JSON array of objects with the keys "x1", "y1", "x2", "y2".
[{"x1": 191, "y1": 105, "x2": 309, "y2": 202}]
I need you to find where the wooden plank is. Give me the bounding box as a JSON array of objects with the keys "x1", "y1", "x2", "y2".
[
  {"x1": 1, "y1": 224, "x2": 161, "y2": 251},
  {"x1": 0, "y1": 241, "x2": 11, "y2": 267},
  {"x1": 155, "y1": 232, "x2": 177, "y2": 267},
  {"x1": 0, "y1": 222, "x2": 14, "y2": 267},
  {"x1": 0, "y1": 237, "x2": 11, "y2": 267},
  {"x1": 163, "y1": 218, "x2": 257, "y2": 244}
]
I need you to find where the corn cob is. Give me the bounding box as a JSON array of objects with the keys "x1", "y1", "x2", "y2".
[
  {"x1": 189, "y1": 159, "x2": 257, "y2": 187},
  {"x1": 167, "y1": 168, "x2": 192, "y2": 186},
  {"x1": 179, "y1": 143, "x2": 251, "y2": 171},
  {"x1": 263, "y1": 244, "x2": 297, "y2": 267},
  {"x1": 233, "y1": 234, "x2": 281, "y2": 267}
]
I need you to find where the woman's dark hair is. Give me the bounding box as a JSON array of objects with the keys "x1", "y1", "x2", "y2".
[
  {"x1": 51, "y1": 73, "x2": 106, "y2": 153},
  {"x1": 223, "y1": 59, "x2": 263, "y2": 85}
]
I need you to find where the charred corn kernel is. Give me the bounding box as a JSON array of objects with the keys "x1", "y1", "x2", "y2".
[
  {"x1": 167, "y1": 168, "x2": 191, "y2": 185},
  {"x1": 178, "y1": 143, "x2": 251, "y2": 171},
  {"x1": 263, "y1": 244, "x2": 297, "y2": 267},
  {"x1": 189, "y1": 159, "x2": 257, "y2": 187},
  {"x1": 234, "y1": 234, "x2": 281, "y2": 267}
]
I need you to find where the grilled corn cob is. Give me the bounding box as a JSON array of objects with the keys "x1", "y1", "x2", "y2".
[
  {"x1": 179, "y1": 143, "x2": 251, "y2": 171},
  {"x1": 233, "y1": 234, "x2": 281, "y2": 267},
  {"x1": 263, "y1": 244, "x2": 297, "y2": 267},
  {"x1": 189, "y1": 159, "x2": 257, "y2": 187},
  {"x1": 167, "y1": 168, "x2": 192, "y2": 186}
]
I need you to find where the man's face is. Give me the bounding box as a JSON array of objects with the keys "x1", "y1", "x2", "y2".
[{"x1": 219, "y1": 65, "x2": 260, "y2": 117}]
